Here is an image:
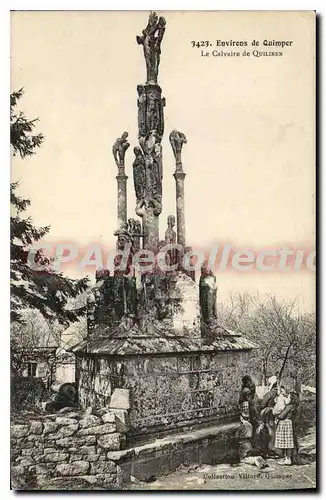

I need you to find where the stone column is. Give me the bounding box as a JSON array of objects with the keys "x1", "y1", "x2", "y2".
[
  {"x1": 142, "y1": 208, "x2": 159, "y2": 252},
  {"x1": 116, "y1": 173, "x2": 128, "y2": 228},
  {"x1": 112, "y1": 131, "x2": 130, "y2": 228},
  {"x1": 173, "y1": 170, "x2": 186, "y2": 246},
  {"x1": 169, "y1": 130, "x2": 187, "y2": 247},
  {"x1": 134, "y1": 13, "x2": 167, "y2": 253}
]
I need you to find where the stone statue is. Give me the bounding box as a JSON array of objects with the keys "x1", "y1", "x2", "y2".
[
  {"x1": 112, "y1": 132, "x2": 130, "y2": 172},
  {"x1": 137, "y1": 85, "x2": 166, "y2": 140},
  {"x1": 139, "y1": 130, "x2": 156, "y2": 200},
  {"x1": 136, "y1": 12, "x2": 166, "y2": 84},
  {"x1": 165, "y1": 215, "x2": 176, "y2": 244},
  {"x1": 137, "y1": 85, "x2": 147, "y2": 138},
  {"x1": 169, "y1": 130, "x2": 187, "y2": 166},
  {"x1": 128, "y1": 218, "x2": 142, "y2": 252},
  {"x1": 164, "y1": 215, "x2": 177, "y2": 268},
  {"x1": 147, "y1": 89, "x2": 160, "y2": 134},
  {"x1": 133, "y1": 146, "x2": 146, "y2": 203},
  {"x1": 138, "y1": 131, "x2": 163, "y2": 213},
  {"x1": 183, "y1": 246, "x2": 196, "y2": 281},
  {"x1": 114, "y1": 222, "x2": 132, "y2": 251},
  {"x1": 139, "y1": 129, "x2": 156, "y2": 157},
  {"x1": 152, "y1": 142, "x2": 163, "y2": 200},
  {"x1": 113, "y1": 222, "x2": 134, "y2": 276},
  {"x1": 199, "y1": 262, "x2": 218, "y2": 326}
]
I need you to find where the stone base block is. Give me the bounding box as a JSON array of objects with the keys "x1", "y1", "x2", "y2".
[{"x1": 108, "y1": 422, "x2": 238, "y2": 485}]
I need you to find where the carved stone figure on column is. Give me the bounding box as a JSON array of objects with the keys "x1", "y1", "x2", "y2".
[
  {"x1": 152, "y1": 141, "x2": 163, "y2": 200},
  {"x1": 112, "y1": 132, "x2": 130, "y2": 173},
  {"x1": 165, "y1": 215, "x2": 177, "y2": 268},
  {"x1": 139, "y1": 130, "x2": 156, "y2": 201},
  {"x1": 139, "y1": 129, "x2": 156, "y2": 157},
  {"x1": 169, "y1": 130, "x2": 187, "y2": 167},
  {"x1": 114, "y1": 222, "x2": 132, "y2": 251},
  {"x1": 147, "y1": 89, "x2": 160, "y2": 134},
  {"x1": 199, "y1": 262, "x2": 218, "y2": 326},
  {"x1": 113, "y1": 222, "x2": 133, "y2": 276},
  {"x1": 165, "y1": 215, "x2": 176, "y2": 244},
  {"x1": 133, "y1": 146, "x2": 146, "y2": 208},
  {"x1": 136, "y1": 12, "x2": 166, "y2": 84},
  {"x1": 137, "y1": 85, "x2": 147, "y2": 138},
  {"x1": 128, "y1": 218, "x2": 142, "y2": 252}
]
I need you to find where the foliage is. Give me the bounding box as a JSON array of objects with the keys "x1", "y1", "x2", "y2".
[
  {"x1": 296, "y1": 393, "x2": 316, "y2": 436},
  {"x1": 11, "y1": 303, "x2": 87, "y2": 376},
  {"x1": 10, "y1": 309, "x2": 63, "y2": 375},
  {"x1": 10, "y1": 88, "x2": 89, "y2": 325},
  {"x1": 11, "y1": 375, "x2": 49, "y2": 415},
  {"x1": 10, "y1": 88, "x2": 44, "y2": 158},
  {"x1": 217, "y1": 293, "x2": 316, "y2": 389}
]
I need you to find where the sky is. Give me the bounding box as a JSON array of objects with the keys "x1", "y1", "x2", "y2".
[{"x1": 11, "y1": 10, "x2": 315, "y2": 311}]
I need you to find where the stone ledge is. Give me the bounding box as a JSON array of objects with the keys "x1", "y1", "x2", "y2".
[
  {"x1": 72, "y1": 332, "x2": 257, "y2": 356},
  {"x1": 107, "y1": 422, "x2": 237, "y2": 462},
  {"x1": 110, "y1": 422, "x2": 238, "y2": 484}
]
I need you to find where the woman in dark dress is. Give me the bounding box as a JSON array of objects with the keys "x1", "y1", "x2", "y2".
[
  {"x1": 239, "y1": 375, "x2": 258, "y2": 431},
  {"x1": 258, "y1": 378, "x2": 279, "y2": 457}
]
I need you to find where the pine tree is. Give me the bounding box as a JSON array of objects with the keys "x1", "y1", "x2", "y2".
[{"x1": 11, "y1": 89, "x2": 88, "y2": 325}]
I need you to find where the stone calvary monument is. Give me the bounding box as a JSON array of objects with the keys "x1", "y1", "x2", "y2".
[{"x1": 71, "y1": 12, "x2": 257, "y2": 480}]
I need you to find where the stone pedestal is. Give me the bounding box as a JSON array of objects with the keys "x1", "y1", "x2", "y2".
[
  {"x1": 168, "y1": 272, "x2": 200, "y2": 336},
  {"x1": 73, "y1": 341, "x2": 258, "y2": 438}
]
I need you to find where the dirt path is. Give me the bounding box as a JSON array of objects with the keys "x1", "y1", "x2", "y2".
[
  {"x1": 129, "y1": 459, "x2": 316, "y2": 490},
  {"x1": 129, "y1": 428, "x2": 316, "y2": 491}
]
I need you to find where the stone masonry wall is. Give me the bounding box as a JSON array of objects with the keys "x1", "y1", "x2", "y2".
[
  {"x1": 77, "y1": 350, "x2": 252, "y2": 438},
  {"x1": 11, "y1": 405, "x2": 128, "y2": 490}
]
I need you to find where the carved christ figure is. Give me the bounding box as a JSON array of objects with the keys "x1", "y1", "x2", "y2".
[
  {"x1": 169, "y1": 130, "x2": 187, "y2": 165},
  {"x1": 112, "y1": 132, "x2": 130, "y2": 171},
  {"x1": 136, "y1": 12, "x2": 166, "y2": 84}
]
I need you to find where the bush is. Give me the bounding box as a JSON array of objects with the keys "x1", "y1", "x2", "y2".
[
  {"x1": 296, "y1": 394, "x2": 316, "y2": 436},
  {"x1": 11, "y1": 376, "x2": 49, "y2": 415}
]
